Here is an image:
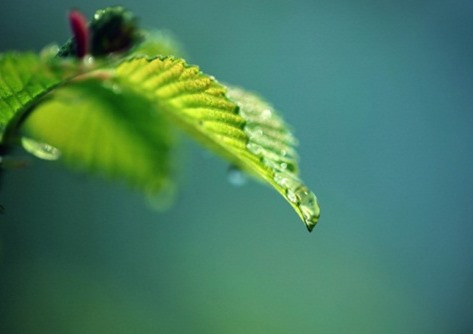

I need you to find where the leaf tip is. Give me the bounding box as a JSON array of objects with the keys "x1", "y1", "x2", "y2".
[{"x1": 304, "y1": 213, "x2": 319, "y2": 232}]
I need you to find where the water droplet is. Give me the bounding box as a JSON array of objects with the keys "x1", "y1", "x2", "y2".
[
  {"x1": 245, "y1": 125, "x2": 264, "y2": 139},
  {"x1": 227, "y1": 165, "x2": 247, "y2": 186},
  {"x1": 274, "y1": 172, "x2": 299, "y2": 189},
  {"x1": 110, "y1": 84, "x2": 122, "y2": 94},
  {"x1": 262, "y1": 158, "x2": 289, "y2": 173},
  {"x1": 287, "y1": 189, "x2": 298, "y2": 203},
  {"x1": 83, "y1": 55, "x2": 95, "y2": 65},
  {"x1": 21, "y1": 137, "x2": 61, "y2": 161},
  {"x1": 274, "y1": 173, "x2": 288, "y2": 187},
  {"x1": 247, "y1": 142, "x2": 263, "y2": 156},
  {"x1": 102, "y1": 81, "x2": 123, "y2": 94},
  {"x1": 294, "y1": 186, "x2": 320, "y2": 231},
  {"x1": 261, "y1": 108, "x2": 272, "y2": 119},
  {"x1": 274, "y1": 171, "x2": 320, "y2": 230}
]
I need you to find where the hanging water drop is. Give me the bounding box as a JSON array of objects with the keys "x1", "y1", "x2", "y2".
[
  {"x1": 294, "y1": 186, "x2": 320, "y2": 231},
  {"x1": 227, "y1": 165, "x2": 247, "y2": 186},
  {"x1": 21, "y1": 137, "x2": 61, "y2": 161},
  {"x1": 274, "y1": 170, "x2": 320, "y2": 231}
]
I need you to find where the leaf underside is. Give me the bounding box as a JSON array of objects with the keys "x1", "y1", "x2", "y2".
[{"x1": 21, "y1": 79, "x2": 175, "y2": 194}]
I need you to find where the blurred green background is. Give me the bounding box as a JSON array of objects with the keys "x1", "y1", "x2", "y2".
[{"x1": 1, "y1": 0, "x2": 473, "y2": 333}]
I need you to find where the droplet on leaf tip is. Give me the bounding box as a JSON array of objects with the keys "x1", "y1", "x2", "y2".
[{"x1": 294, "y1": 187, "x2": 320, "y2": 231}]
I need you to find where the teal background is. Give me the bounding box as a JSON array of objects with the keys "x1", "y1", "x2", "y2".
[{"x1": 1, "y1": 0, "x2": 473, "y2": 332}]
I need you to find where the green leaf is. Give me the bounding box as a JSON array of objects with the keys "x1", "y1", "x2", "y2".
[
  {"x1": 21, "y1": 79, "x2": 175, "y2": 194},
  {"x1": 0, "y1": 52, "x2": 67, "y2": 143},
  {"x1": 114, "y1": 56, "x2": 320, "y2": 230}
]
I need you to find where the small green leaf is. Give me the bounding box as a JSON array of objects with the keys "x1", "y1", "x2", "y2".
[
  {"x1": 0, "y1": 52, "x2": 67, "y2": 143},
  {"x1": 114, "y1": 56, "x2": 320, "y2": 230},
  {"x1": 21, "y1": 79, "x2": 175, "y2": 194}
]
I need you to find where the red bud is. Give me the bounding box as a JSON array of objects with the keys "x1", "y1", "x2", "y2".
[{"x1": 68, "y1": 10, "x2": 89, "y2": 58}]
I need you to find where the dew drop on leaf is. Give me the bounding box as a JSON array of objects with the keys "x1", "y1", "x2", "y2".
[
  {"x1": 247, "y1": 142, "x2": 263, "y2": 156},
  {"x1": 297, "y1": 187, "x2": 320, "y2": 228},
  {"x1": 102, "y1": 81, "x2": 123, "y2": 95},
  {"x1": 287, "y1": 189, "x2": 298, "y2": 203},
  {"x1": 245, "y1": 125, "x2": 264, "y2": 140},
  {"x1": 21, "y1": 137, "x2": 61, "y2": 161}
]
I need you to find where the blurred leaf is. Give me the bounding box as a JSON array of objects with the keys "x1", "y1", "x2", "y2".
[{"x1": 21, "y1": 79, "x2": 175, "y2": 194}]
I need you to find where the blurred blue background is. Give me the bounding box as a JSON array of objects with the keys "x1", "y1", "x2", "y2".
[{"x1": 1, "y1": 0, "x2": 473, "y2": 332}]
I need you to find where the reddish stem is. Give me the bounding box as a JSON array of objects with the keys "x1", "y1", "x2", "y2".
[{"x1": 68, "y1": 10, "x2": 89, "y2": 58}]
